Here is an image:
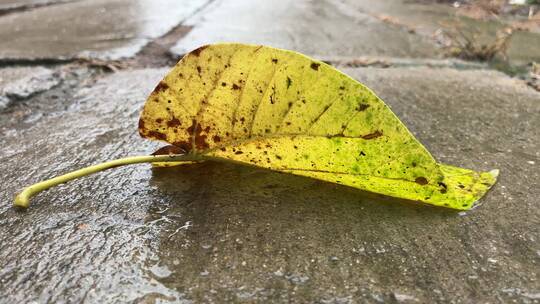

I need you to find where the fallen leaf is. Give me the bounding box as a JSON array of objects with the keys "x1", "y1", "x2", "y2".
[{"x1": 139, "y1": 43, "x2": 498, "y2": 210}]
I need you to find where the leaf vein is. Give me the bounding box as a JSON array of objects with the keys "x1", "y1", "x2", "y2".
[
  {"x1": 231, "y1": 50, "x2": 260, "y2": 136},
  {"x1": 191, "y1": 49, "x2": 238, "y2": 152},
  {"x1": 247, "y1": 60, "x2": 287, "y2": 137}
]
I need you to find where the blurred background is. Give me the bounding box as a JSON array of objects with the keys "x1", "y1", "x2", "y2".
[{"x1": 0, "y1": 0, "x2": 539, "y2": 86}]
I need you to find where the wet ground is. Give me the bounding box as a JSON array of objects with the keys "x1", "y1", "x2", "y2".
[
  {"x1": 0, "y1": 0, "x2": 539, "y2": 303},
  {"x1": 0, "y1": 0, "x2": 211, "y2": 60}
]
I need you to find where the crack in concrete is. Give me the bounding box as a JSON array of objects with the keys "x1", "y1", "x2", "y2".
[
  {"x1": 127, "y1": 25, "x2": 194, "y2": 68},
  {"x1": 126, "y1": 0, "x2": 217, "y2": 68},
  {"x1": 0, "y1": 0, "x2": 82, "y2": 17},
  {"x1": 0, "y1": 0, "x2": 217, "y2": 70},
  {"x1": 0, "y1": 57, "x2": 73, "y2": 68}
]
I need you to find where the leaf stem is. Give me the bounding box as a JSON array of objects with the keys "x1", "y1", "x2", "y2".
[{"x1": 14, "y1": 154, "x2": 203, "y2": 209}]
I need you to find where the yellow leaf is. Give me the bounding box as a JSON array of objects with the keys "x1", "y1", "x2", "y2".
[
  {"x1": 14, "y1": 43, "x2": 498, "y2": 210},
  {"x1": 139, "y1": 43, "x2": 497, "y2": 210}
]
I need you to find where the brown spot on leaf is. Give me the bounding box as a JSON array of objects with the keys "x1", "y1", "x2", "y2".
[
  {"x1": 186, "y1": 120, "x2": 196, "y2": 135},
  {"x1": 195, "y1": 135, "x2": 209, "y2": 150},
  {"x1": 167, "y1": 118, "x2": 181, "y2": 128},
  {"x1": 222, "y1": 82, "x2": 227, "y2": 86},
  {"x1": 310, "y1": 62, "x2": 320, "y2": 70},
  {"x1": 138, "y1": 119, "x2": 146, "y2": 132},
  {"x1": 191, "y1": 45, "x2": 208, "y2": 57},
  {"x1": 270, "y1": 94, "x2": 275, "y2": 104},
  {"x1": 197, "y1": 66, "x2": 202, "y2": 74},
  {"x1": 232, "y1": 83, "x2": 241, "y2": 90},
  {"x1": 172, "y1": 141, "x2": 191, "y2": 152},
  {"x1": 235, "y1": 151, "x2": 244, "y2": 155},
  {"x1": 186, "y1": 120, "x2": 210, "y2": 150},
  {"x1": 356, "y1": 104, "x2": 370, "y2": 111},
  {"x1": 155, "y1": 118, "x2": 163, "y2": 123},
  {"x1": 361, "y1": 130, "x2": 383, "y2": 140},
  {"x1": 153, "y1": 81, "x2": 169, "y2": 93},
  {"x1": 438, "y1": 182, "x2": 448, "y2": 194},
  {"x1": 147, "y1": 131, "x2": 167, "y2": 141},
  {"x1": 272, "y1": 58, "x2": 278, "y2": 63},
  {"x1": 213, "y1": 135, "x2": 221, "y2": 142},
  {"x1": 415, "y1": 177, "x2": 429, "y2": 185}
]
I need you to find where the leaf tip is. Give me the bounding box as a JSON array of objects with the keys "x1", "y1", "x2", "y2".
[{"x1": 488, "y1": 169, "x2": 500, "y2": 179}]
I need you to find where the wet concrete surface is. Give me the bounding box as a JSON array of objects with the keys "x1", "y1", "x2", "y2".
[
  {"x1": 1, "y1": 0, "x2": 539, "y2": 302},
  {"x1": 0, "y1": 0, "x2": 77, "y2": 12},
  {"x1": 0, "y1": 66, "x2": 538, "y2": 303},
  {"x1": 172, "y1": 0, "x2": 540, "y2": 68},
  {"x1": 340, "y1": 0, "x2": 540, "y2": 66},
  {"x1": 0, "y1": 68, "x2": 181, "y2": 303},
  {"x1": 0, "y1": 66, "x2": 61, "y2": 109},
  {"x1": 170, "y1": 0, "x2": 439, "y2": 59},
  {"x1": 0, "y1": 0, "x2": 211, "y2": 60}
]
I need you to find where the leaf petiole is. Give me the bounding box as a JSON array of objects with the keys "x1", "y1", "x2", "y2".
[{"x1": 14, "y1": 154, "x2": 204, "y2": 209}]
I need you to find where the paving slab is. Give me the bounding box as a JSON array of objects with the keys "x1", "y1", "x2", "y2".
[
  {"x1": 343, "y1": 0, "x2": 540, "y2": 65},
  {"x1": 171, "y1": 0, "x2": 540, "y2": 66},
  {"x1": 0, "y1": 66, "x2": 538, "y2": 303},
  {"x1": 0, "y1": 66, "x2": 61, "y2": 109},
  {"x1": 170, "y1": 0, "x2": 439, "y2": 59},
  {"x1": 0, "y1": 0, "x2": 211, "y2": 60}
]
